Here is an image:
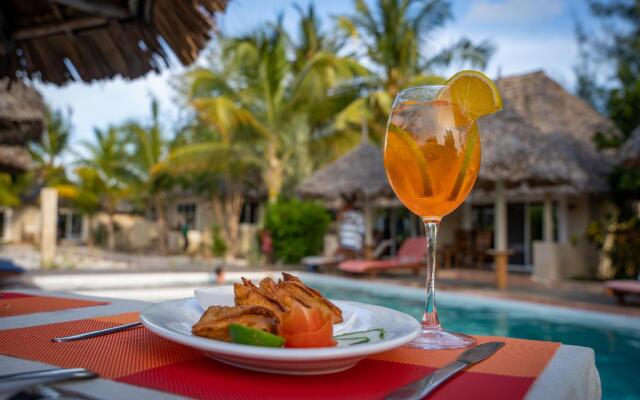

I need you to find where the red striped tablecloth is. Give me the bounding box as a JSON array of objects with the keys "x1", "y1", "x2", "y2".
[{"x1": 0, "y1": 311, "x2": 561, "y2": 400}]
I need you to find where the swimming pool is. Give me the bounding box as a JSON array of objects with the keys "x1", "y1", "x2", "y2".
[{"x1": 299, "y1": 273, "x2": 640, "y2": 400}]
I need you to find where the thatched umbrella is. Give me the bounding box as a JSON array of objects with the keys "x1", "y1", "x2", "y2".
[
  {"x1": 1, "y1": 0, "x2": 228, "y2": 85},
  {"x1": 0, "y1": 79, "x2": 45, "y2": 145},
  {"x1": 297, "y1": 141, "x2": 390, "y2": 200},
  {"x1": 0, "y1": 79, "x2": 45, "y2": 173},
  {"x1": 619, "y1": 126, "x2": 640, "y2": 168},
  {"x1": 0, "y1": 145, "x2": 33, "y2": 173}
]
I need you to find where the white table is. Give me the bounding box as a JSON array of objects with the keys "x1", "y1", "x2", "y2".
[{"x1": 0, "y1": 290, "x2": 601, "y2": 400}]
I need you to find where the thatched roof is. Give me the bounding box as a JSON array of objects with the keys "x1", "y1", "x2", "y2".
[
  {"x1": 478, "y1": 105, "x2": 587, "y2": 189},
  {"x1": 619, "y1": 126, "x2": 640, "y2": 167},
  {"x1": 0, "y1": 0, "x2": 228, "y2": 85},
  {"x1": 497, "y1": 71, "x2": 619, "y2": 145},
  {"x1": 297, "y1": 141, "x2": 391, "y2": 200},
  {"x1": 0, "y1": 79, "x2": 45, "y2": 144},
  {"x1": 0, "y1": 145, "x2": 33, "y2": 172},
  {"x1": 298, "y1": 107, "x2": 606, "y2": 201},
  {"x1": 298, "y1": 72, "x2": 619, "y2": 201}
]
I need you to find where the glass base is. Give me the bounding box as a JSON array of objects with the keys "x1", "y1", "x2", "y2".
[{"x1": 407, "y1": 327, "x2": 476, "y2": 350}]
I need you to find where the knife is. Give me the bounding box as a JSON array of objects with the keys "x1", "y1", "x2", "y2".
[
  {"x1": 51, "y1": 321, "x2": 142, "y2": 342},
  {"x1": 0, "y1": 368, "x2": 97, "y2": 397},
  {"x1": 385, "y1": 341, "x2": 505, "y2": 400},
  {"x1": 0, "y1": 368, "x2": 96, "y2": 383}
]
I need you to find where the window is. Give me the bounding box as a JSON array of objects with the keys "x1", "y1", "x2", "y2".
[
  {"x1": 472, "y1": 205, "x2": 494, "y2": 230},
  {"x1": 177, "y1": 203, "x2": 197, "y2": 228},
  {"x1": 71, "y1": 213, "x2": 82, "y2": 237},
  {"x1": 57, "y1": 212, "x2": 67, "y2": 239},
  {"x1": 57, "y1": 210, "x2": 83, "y2": 239},
  {"x1": 148, "y1": 206, "x2": 157, "y2": 221},
  {"x1": 239, "y1": 201, "x2": 259, "y2": 224}
]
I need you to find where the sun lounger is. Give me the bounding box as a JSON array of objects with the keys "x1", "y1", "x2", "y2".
[
  {"x1": 604, "y1": 280, "x2": 640, "y2": 305},
  {"x1": 338, "y1": 237, "x2": 426, "y2": 277},
  {"x1": 301, "y1": 255, "x2": 345, "y2": 273},
  {"x1": 302, "y1": 239, "x2": 394, "y2": 274}
]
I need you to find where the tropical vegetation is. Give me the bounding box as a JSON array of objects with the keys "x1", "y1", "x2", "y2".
[{"x1": 576, "y1": 0, "x2": 640, "y2": 278}]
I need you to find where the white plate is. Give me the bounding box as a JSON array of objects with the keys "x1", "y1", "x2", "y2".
[{"x1": 141, "y1": 286, "x2": 421, "y2": 375}]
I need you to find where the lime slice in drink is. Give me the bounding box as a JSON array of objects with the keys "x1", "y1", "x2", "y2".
[
  {"x1": 442, "y1": 70, "x2": 502, "y2": 200},
  {"x1": 447, "y1": 123, "x2": 478, "y2": 200},
  {"x1": 387, "y1": 123, "x2": 434, "y2": 197},
  {"x1": 228, "y1": 324, "x2": 285, "y2": 347}
]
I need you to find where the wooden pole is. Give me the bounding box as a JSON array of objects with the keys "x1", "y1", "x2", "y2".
[
  {"x1": 389, "y1": 207, "x2": 398, "y2": 255},
  {"x1": 557, "y1": 196, "x2": 569, "y2": 244},
  {"x1": 494, "y1": 180, "x2": 508, "y2": 289},
  {"x1": 495, "y1": 181, "x2": 507, "y2": 251},
  {"x1": 543, "y1": 195, "x2": 554, "y2": 242},
  {"x1": 12, "y1": 17, "x2": 108, "y2": 41},
  {"x1": 363, "y1": 197, "x2": 374, "y2": 258},
  {"x1": 51, "y1": 0, "x2": 131, "y2": 18},
  {"x1": 40, "y1": 188, "x2": 58, "y2": 268}
]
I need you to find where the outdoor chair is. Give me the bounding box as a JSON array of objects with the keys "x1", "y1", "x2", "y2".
[
  {"x1": 302, "y1": 239, "x2": 394, "y2": 274},
  {"x1": 440, "y1": 230, "x2": 473, "y2": 269},
  {"x1": 471, "y1": 230, "x2": 493, "y2": 269},
  {"x1": 338, "y1": 237, "x2": 426, "y2": 278},
  {"x1": 0, "y1": 258, "x2": 26, "y2": 289},
  {"x1": 604, "y1": 279, "x2": 640, "y2": 305}
]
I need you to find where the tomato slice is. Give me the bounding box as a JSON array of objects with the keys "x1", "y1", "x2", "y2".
[{"x1": 281, "y1": 303, "x2": 336, "y2": 348}]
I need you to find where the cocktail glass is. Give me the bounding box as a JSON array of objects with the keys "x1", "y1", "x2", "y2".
[{"x1": 384, "y1": 85, "x2": 479, "y2": 350}]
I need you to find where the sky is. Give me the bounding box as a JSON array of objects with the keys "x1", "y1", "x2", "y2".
[{"x1": 35, "y1": 0, "x2": 599, "y2": 144}]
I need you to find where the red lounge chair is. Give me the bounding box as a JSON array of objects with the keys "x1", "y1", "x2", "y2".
[
  {"x1": 604, "y1": 280, "x2": 640, "y2": 305},
  {"x1": 338, "y1": 237, "x2": 426, "y2": 277}
]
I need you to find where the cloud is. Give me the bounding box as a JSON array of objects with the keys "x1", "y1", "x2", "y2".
[
  {"x1": 429, "y1": 26, "x2": 578, "y2": 90},
  {"x1": 36, "y1": 68, "x2": 183, "y2": 144},
  {"x1": 464, "y1": 0, "x2": 565, "y2": 24}
]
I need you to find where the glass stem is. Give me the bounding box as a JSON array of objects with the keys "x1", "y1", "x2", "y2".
[{"x1": 422, "y1": 220, "x2": 441, "y2": 330}]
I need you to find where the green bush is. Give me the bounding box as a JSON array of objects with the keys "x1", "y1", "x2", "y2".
[
  {"x1": 210, "y1": 225, "x2": 228, "y2": 257},
  {"x1": 264, "y1": 199, "x2": 330, "y2": 264}
]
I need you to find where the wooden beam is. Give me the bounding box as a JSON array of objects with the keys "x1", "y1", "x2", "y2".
[
  {"x1": 51, "y1": 0, "x2": 131, "y2": 18},
  {"x1": 12, "y1": 17, "x2": 108, "y2": 41}
]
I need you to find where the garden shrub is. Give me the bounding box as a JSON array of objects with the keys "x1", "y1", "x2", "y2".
[
  {"x1": 264, "y1": 199, "x2": 330, "y2": 264},
  {"x1": 210, "y1": 225, "x2": 228, "y2": 257}
]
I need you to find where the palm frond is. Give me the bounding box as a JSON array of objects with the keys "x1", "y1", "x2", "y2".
[{"x1": 425, "y1": 38, "x2": 495, "y2": 70}]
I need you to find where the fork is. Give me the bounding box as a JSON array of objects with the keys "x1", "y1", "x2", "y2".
[{"x1": 51, "y1": 322, "x2": 142, "y2": 342}]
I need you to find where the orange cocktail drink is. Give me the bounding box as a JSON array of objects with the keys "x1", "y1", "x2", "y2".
[
  {"x1": 383, "y1": 71, "x2": 502, "y2": 350},
  {"x1": 384, "y1": 98, "x2": 480, "y2": 221}
]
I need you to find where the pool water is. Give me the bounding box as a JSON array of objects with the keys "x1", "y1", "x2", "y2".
[{"x1": 311, "y1": 281, "x2": 640, "y2": 400}]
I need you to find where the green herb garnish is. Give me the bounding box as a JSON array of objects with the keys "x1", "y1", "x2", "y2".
[{"x1": 334, "y1": 328, "x2": 385, "y2": 346}]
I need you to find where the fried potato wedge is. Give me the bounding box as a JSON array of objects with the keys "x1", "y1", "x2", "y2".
[
  {"x1": 279, "y1": 273, "x2": 343, "y2": 323},
  {"x1": 234, "y1": 278, "x2": 288, "y2": 319},
  {"x1": 192, "y1": 305, "x2": 279, "y2": 342}
]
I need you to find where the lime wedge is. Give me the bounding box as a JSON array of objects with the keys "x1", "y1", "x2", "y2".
[
  {"x1": 228, "y1": 324, "x2": 285, "y2": 347},
  {"x1": 442, "y1": 70, "x2": 502, "y2": 200},
  {"x1": 447, "y1": 124, "x2": 478, "y2": 200},
  {"x1": 388, "y1": 123, "x2": 434, "y2": 197}
]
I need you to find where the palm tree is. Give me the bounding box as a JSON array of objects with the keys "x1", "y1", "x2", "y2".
[
  {"x1": 184, "y1": 18, "x2": 365, "y2": 202},
  {"x1": 335, "y1": 0, "x2": 494, "y2": 140},
  {"x1": 56, "y1": 166, "x2": 103, "y2": 248},
  {"x1": 159, "y1": 125, "x2": 260, "y2": 257},
  {"x1": 0, "y1": 173, "x2": 22, "y2": 207},
  {"x1": 30, "y1": 107, "x2": 72, "y2": 185},
  {"x1": 121, "y1": 98, "x2": 171, "y2": 254},
  {"x1": 80, "y1": 127, "x2": 132, "y2": 251}
]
